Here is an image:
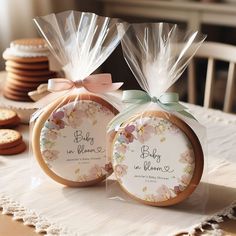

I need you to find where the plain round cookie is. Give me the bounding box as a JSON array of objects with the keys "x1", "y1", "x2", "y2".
[
  {"x1": 3, "y1": 86, "x2": 33, "y2": 96},
  {"x1": 32, "y1": 93, "x2": 118, "y2": 187},
  {"x1": 0, "y1": 108, "x2": 20, "y2": 127},
  {"x1": 5, "y1": 76, "x2": 45, "y2": 89},
  {"x1": 6, "y1": 60, "x2": 49, "y2": 70},
  {"x1": 3, "y1": 54, "x2": 48, "y2": 63},
  {"x1": 110, "y1": 111, "x2": 204, "y2": 207},
  {"x1": 4, "y1": 82, "x2": 39, "y2": 92},
  {"x1": 6, "y1": 66, "x2": 54, "y2": 77},
  {"x1": 0, "y1": 141, "x2": 26, "y2": 155},
  {"x1": 3, "y1": 90, "x2": 32, "y2": 102},
  {"x1": 0, "y1": 129, "x2": 22, "y2": 149}
]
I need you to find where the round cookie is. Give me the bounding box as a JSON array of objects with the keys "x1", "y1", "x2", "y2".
[
  {"x1": 3, "y1": 54, "x2": 48, "y2": 63},
  {"x1": 32, "y1": 94, "x2": 118, "y2": 187},
  {"x1": 5, "y1": 77, "x2": 45, "y2": 89},
  {"x1": 6, "y1": 60, "x2": 49, "y2": 70},
  {"x1": 0, "y1": 108, "x2": 20, "y2": 127},
  {"x1": 3, "y1": 38, "x2": 49, "y2": 63},
  {"x1": 6, "y1": 75, "x2": 50, "y2": 84},
  {"x1": 110, "y1": 111, "x2": 204, "y2": 206},
  {"x1": 3, "y1": 90, "x2": 32, "y2": 102},
  {"x1": 4, "y1": 82, "x2": 38, "y2": 92},
  {"x1": 0, "y1": 142, "x2": 26, "y2": 155},
  {"x1": 0, "y1": 129, "x2": 22, "y2": 149},
  {"x1": 3, "y1": 86, "x2": 32, "y2": 96},
  {"x1": 7, "y1": 72, "x2": 54, "y2": 81},
  {"x1": 6, "y1": 66, "x2": 54, "y2": 77}
]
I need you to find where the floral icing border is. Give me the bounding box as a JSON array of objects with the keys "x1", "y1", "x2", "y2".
[
  {"x1": 113, "y1": 116, "x2": 195, "y2": 202},
  {"x1": 40, "y1": 100, "x2": 114, "y2": 182}
]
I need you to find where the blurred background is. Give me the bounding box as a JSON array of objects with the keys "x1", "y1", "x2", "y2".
[{"x1": 0, "y1": 0, "x2": 236, "y2": 111}]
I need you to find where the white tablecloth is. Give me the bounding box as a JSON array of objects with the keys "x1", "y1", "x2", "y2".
[{"x1": 0, "y1": 104, "x2": 236, "y2": 236}]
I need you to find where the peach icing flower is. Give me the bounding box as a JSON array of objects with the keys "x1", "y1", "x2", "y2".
[
  {"x1": 115, "y1": 143, "x2": 127, "y2": 154},
  {"x1": 180, "y1": 174, "x2": 192, "y2": 186},
  {"x1": 65, "y1": 108, "x2": 85, "y2": 128},
  {"x1": 89, "y1": 164, "x2": 103, "y2": 179},
  {"x1": 136, "y1": 123, "x2": 155, "y2": 143},
  {"x1": 157, "y1": 185, "x2": 173, "y2": 200},
  {"x1": 179, "y1": 149, "x2": 194, "y2": 164}
]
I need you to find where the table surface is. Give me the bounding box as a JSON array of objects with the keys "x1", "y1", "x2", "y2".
[{"x1": 0, "y1": 71, "x2": 236, "y2": 235}]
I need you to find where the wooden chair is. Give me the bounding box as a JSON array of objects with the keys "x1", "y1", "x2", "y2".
[{"x1": 188, "y1": 42, "x2": 236, "y2": 113}]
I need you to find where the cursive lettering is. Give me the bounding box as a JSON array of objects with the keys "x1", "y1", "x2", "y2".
[
  {"x1": 140, "y1": 145, "x2": 161, "y2": 163},
  {"x1": 77, "y1": 144, "x2": 104, "y2": 155},
  {"x1": 74, "y1": 130, "x2": 94, "y2": 145},
  {"x1": 143, "y1": 161, "x2": 174, "y2": 173},
  {"x1": 134, "y1": 165, "x2": 141, "y2": 170}
]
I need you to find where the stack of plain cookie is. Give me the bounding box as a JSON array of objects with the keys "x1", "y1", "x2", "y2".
[
  {"x1": 3, "y1": 38, "x2": 56, "y2": 102},
  {"x1": 0, "y1": 108, "x2": 26, "y2": 155}
]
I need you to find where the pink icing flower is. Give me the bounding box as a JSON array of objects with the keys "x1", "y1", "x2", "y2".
[
  {"x1": 42, "y1": 149, "x2": 59, "y2": 161},
  {"x1": 173, "y1": 184, "x2": 185, "y2": 194},
  {"x1": 114, "y1": 164, "x2": 128, "y2": 178},
  {"x1": 124, "y1": 125, "x2": 135, "y2": 143},
  {"x1": 118, "y1": 125, "x2": 135, "y2": 144},
  {"x1": 136, "y1": 123, "x2": 155, "y2": 143},
  {"x1": 104, "y1": 162, "x2": 113, "y2": 173},
  {"x1": 47, "y1": 111, "x2": 66, "y2": 130},
  {"x1": 180, "y1": 149, "x2": 194, "y2": 164}
]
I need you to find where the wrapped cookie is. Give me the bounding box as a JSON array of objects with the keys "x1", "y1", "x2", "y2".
[
  {"x1": 107, "y1": 23, "x2": 207, "y2": 206},
  {"x1": 31, "y1": 11, "x2": 126, "y2": 187}
]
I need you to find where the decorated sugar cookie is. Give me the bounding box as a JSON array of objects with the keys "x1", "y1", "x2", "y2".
[
  {"x1": 111, "y1": 111, "x2": 203, "y2": 206},
  {"x1": 33, "y1": 94, "x2": 118, "y2": 187}
]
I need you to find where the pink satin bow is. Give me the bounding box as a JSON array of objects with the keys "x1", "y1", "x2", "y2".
[{"x1": 48, "y1": 73, "x2": 123, "y2": 93}]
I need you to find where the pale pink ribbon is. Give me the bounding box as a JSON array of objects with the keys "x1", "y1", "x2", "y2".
[{"x1": 48, "y1": 73, "x2": 123, "y2": 93}]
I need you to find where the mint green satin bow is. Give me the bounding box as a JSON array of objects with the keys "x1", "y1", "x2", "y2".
[{"x1": 108, "y1": 90, "x2": 196, "y2": 132}]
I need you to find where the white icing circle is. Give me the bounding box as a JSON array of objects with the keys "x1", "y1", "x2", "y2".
[
  {"x1": 112, "y1": 115, "x2": 196, "y2": 204},
  {"x1": 3, "y1": 48, "x2": 49, "y2": 58},
  {"x1": 40, "y1": 100, "x2": 115, "y2": 182}
]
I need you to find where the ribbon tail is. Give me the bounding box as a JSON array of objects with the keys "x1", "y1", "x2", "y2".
[
  {"x1": 158, "y1": 102, "x2": 187, "y2": 112},
  {"x1": 178, "y1": 110, "x2": 197, "y2": 121},
  {"x1": 84, "y1": 82, "x2": 123, "y2": 93},
  {"x1": 158, "y1": 102, "x2": 196, "y2": 120},
  {"x1": 48, "y1": 78, "x2": 74, "y2": 92},
  {"x1": 32, "y1": 90, "x2": 69, "y2": 109},
  {"x1": 122, "y1": 90, "x2": 151, "y2": 103}
]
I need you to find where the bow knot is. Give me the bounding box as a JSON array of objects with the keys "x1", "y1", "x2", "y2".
[
  {"x1": 151, "y1": 96, "x2": 158, "y2": 103},
  {"x1": 48, "y1": 73, "x2": 123, "y2": 93},
  {"x1": 74, "y1": 80, "x2": 83, "y2": 88},
  {"x1": 107, "y1": 90, "x2": 196, "y2": 132}
]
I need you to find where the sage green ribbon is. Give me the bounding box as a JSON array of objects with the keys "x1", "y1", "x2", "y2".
[{"x1": 108, "y1": 90, "x2": 196, "y2": 132}]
